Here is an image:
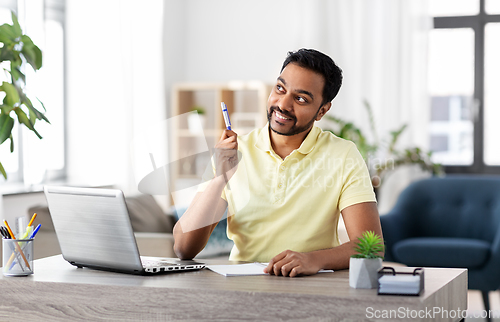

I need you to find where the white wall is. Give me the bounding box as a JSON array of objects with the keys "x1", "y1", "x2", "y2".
[
  {"x1": 65, "y1": 0, "x2": 165, "y2": 195},
  {"x1": 182, "y1": 1, "x2": 302, "y2": 82}
]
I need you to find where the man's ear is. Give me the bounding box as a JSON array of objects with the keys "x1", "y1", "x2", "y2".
[{"x1": 316, "y1": 102, "x2": 332, "y2": 121}]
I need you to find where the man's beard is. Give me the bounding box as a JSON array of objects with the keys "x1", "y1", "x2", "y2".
[{"x1": 267, "y1": 106, "x2": 318, "y2": 137}]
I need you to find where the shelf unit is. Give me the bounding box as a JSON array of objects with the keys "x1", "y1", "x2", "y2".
[{"x1": 170, "y1": 81, "x2": 272, "y2": 206}]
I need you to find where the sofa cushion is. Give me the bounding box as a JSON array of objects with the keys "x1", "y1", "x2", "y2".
[
  {"x1": 125, "y1": 194, "x2": 174, "y2": 233},
  {"x1": 393, "y1": 237, "x2": 491, "y2": 269}
]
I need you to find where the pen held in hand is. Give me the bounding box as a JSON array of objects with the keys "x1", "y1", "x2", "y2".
[{"x1": 221, "y1": 102, "x2": 232, "y2": 131}]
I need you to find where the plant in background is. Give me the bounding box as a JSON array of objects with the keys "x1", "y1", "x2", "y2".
[
  {"x1": 190, "y1": 105, "x2": 205, "y2": 115},
  {"x1": 0, "y1": 12, "x2": 48, "y2": 179},
  {"x1": 351, "y1": 230, "x2": 384, "y2": 259},
  {"x1": 325, "y1": 100, "x2": 442, "y2": 188}
]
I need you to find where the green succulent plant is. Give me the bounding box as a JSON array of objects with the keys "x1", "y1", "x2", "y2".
[
  {"x1": 0, "y1": 12, "x2": 49, "y2": 179},
  {"x1": 351, "y1": 231, "x2": 384, "y2": 259}
]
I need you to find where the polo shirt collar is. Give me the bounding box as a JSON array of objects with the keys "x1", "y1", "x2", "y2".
[{"x1": 255, "y1": 124, "x2": 321, "y2": 155}]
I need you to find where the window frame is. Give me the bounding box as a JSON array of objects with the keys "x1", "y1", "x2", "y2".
[
  {"x1": 0, "y1": 0, "x2": 67, "y2": 185},
  {"x1": 433, "y1": 0, "x2": 500, "y2": 174}
]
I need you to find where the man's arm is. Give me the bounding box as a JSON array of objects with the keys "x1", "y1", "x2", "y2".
[
  {"x1": 173, "y1": 129, "x2": 238, "y2": 259},
  {"x1": 265, "y1": 202, "x2": 382, "y2": 277}
]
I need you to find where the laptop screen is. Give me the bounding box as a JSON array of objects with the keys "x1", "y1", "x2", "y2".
[{"x1": 44, "y1": 186, "x2": 144, "y2": 273}]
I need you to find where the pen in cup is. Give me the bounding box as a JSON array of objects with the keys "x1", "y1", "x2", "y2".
[
  {"x1": 6, "y1": 213, "x2": 38, "y2": 267},
  {"x1": 1, "y1": 226, "x2": 25, "y2": 271},
  {"x1": 221, "y1": 102, "x2": 232, "y2": 131},
  {"x1": 9, "y1": 224, "x2": 41, "y2": 270},
  {"x1": 3, "y1": 220, "x2": 31, "y2": 270}
]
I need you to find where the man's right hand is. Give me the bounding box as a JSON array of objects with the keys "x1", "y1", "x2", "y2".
[{"x1": 214, "y1": 129, "x2": 238, "y2": 183}]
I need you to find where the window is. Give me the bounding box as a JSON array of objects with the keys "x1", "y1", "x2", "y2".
[
  {"x1": 429, "y1": 0, "x2": 500, "y2": 174},
  {"x1": 0, "y1": 0, "x2": 66, "y2": 186}
]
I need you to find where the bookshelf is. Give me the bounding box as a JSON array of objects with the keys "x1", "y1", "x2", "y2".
[{"x1": 170, "y1": 81, "x2": 272, "y2": 206}]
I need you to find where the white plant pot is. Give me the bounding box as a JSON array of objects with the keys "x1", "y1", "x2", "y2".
[
  {"x1": 349, "y1": 257, "x2": 382, "y2": 289},
  {"x1": 188, "y1": 113, "x2": 205, "y2": 134}
]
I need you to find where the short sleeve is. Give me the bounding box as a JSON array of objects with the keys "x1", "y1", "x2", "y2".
[{"x1": 338, "y1": 144, "x2": 376, "y2": 211}]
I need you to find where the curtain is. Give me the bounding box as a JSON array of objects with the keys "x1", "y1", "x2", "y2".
[{"x1": 299, "y1": 0, "x2": 432, "y2": 212}]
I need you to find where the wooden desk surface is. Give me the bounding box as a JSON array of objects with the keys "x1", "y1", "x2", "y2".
[{"x1": 0, "y1": 255, "x2": 467, "y2": 321}]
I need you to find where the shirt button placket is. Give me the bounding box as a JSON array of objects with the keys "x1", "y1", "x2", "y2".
[{"x1": 274, "y1": 163, "x2": 286, "y2": 203}]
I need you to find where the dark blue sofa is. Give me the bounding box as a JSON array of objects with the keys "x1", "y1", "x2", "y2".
[{"x1": 380, "y1": 175, "x2": 500, "y2": 314}]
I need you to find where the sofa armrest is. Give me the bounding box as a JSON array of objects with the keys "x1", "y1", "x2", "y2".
[{"x1": 380, "y1": 211, "x2": 412, "y2": 262}]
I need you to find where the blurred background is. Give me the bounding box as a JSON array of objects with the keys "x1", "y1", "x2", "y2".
[{"x1": 0, "y1": 0, "x2": 499, "y2": 214}]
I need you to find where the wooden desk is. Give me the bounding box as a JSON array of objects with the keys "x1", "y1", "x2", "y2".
[{"x1": 0, "y1": 255, "x2": 467, "y2": 321}]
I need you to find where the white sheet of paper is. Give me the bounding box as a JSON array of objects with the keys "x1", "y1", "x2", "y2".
[{"x1": 206, "y1": 262, "x2": 334, "y2": 276}]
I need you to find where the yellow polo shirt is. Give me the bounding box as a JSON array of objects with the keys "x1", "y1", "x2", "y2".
[{"x1": 208, "y1": 124, "x2": 376, "y2": 262}]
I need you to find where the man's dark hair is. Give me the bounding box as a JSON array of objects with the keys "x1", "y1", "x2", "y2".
[{"x1": 281, "y1": 48, "x2": 343, "y2": 106}]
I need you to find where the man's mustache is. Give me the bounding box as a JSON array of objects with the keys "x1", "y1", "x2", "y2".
[{"x1": 269, "y1": 106, "x2": 296, "y2": 121}]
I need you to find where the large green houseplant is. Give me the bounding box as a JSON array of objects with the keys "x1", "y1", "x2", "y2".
[
  {"x1": 325, "y1": 100, "x2": 442, "y2": 189},
  {"x1": 0, "y1": 12, "x2": 49, "y2": 179}
]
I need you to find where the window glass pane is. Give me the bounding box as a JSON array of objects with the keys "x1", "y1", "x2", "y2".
[
  {"x1": 484, "y1": 23, "x2": 500, "y2": 165},
  {"x1": 429, "y1": 0, "x2": 479, "y2": 16},
  {"x1": 486, "y1": 0, "x2": 500, "y2": 14},
  {"x1": 36, "y1": 20, "x2": 65, "y2": 171},
  {"x1": 428, "y1": 28, "x2": 474, "y2": 165},
  {"x1": 23, "y1": 19, "x2": 65, "y2": 184}
]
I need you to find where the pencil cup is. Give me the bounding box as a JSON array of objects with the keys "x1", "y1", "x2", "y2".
[{"x1": 2, "y1": 238, "x2": 34, "y2": 276}]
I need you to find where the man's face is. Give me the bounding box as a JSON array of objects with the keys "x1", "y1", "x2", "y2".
[{"x1": 267, "y1": 63, "x2": 329, "y2": 137}]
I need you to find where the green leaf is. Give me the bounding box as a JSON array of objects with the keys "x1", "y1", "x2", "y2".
[
  {"x1": 36, "y1": 97, "x2": 47, "y2": 113},
  {"x1": 0, "y1": 104, "x2": 14, "y2": 114},
  {"x1": 0, "y1": 81, "x2": 20, "y2": 107},
  {"x1": 9, "y1": 133, "x2": 13, "y2": 152},
  {"x1": 351, "y1": 231, "x2": 384, "y2": 259},
  {"x1": 28, "y1": 108, "x2": 36, "y2": 123},
  {"x1": 10, "y1": 12, "x2": 22, "y2": 38},
  {"x1": 388, "y1": 124, "x2": 407, "y2": 152},
  {"x1": 0, "y1": 47, "x2": 16, "y2": 62},
  {"x1": 20, "y1": 94, "x2": 50, "y2": 123},
  {"x1": 0, "y1": 161, "x2": 7, "y2": 179},
  {"x1": 0, "y1": 23, "x2": 17, "y2": 42},
  {"x1": 14, "y1": 107, "x2": 42, "y2": 139},
  {"x1": 0, "y1": 114, "x2": 14, "y2": 144},
  {"x1": 10, "y1": 65, "x2": 26, "y2": 83},
  {"x1": 20, "y1": 35, "x2": 42, "y2": 70}
]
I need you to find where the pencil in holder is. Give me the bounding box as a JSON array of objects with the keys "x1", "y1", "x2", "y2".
[{"x1": 2, "y1": 238, "x2": 34, "y2": 276}]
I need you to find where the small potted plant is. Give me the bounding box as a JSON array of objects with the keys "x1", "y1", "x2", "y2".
[
  {"x1": 188, "y1": 105, "x2": 205, "y2": 134},
  {"x1": 349, "y1": 231, "x2": 384, "y2": 289}
]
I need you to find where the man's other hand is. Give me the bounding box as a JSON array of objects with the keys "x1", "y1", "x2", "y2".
[{"x1": 264, "y1": 250, "x2": 321, "y2": 277}]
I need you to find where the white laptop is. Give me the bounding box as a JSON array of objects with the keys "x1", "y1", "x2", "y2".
[{"x1": 44, "y1": 186, "x2": 205, "y2": 275}]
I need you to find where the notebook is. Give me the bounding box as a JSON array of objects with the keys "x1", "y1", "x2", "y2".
[{"x1": 43, "y1": 186, "x2": 205, "y2": 275}]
